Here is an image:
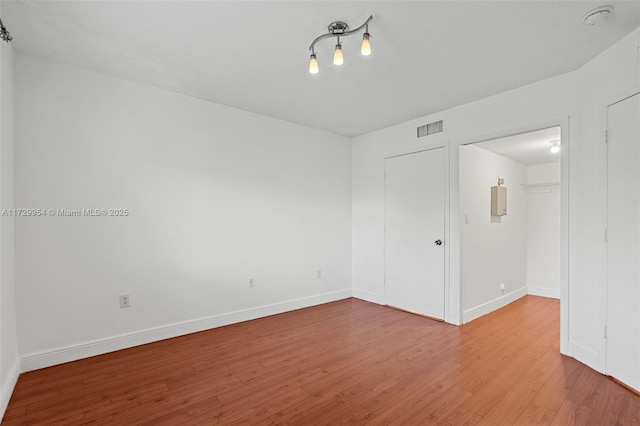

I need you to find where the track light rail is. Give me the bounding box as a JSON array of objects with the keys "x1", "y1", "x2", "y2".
[{"x1": 308, "y1": 15, "x2": 373, "y2": 52}]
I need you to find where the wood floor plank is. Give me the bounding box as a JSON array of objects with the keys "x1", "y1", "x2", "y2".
[
  {"x1": 3, "y1": 296, "x2": 640, "y2": 425},
  {"x1": 514, "y1": 356, "x2": 584, "y2": 424}
]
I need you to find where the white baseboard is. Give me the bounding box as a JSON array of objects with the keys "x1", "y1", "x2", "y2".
[
  {"x1": 527, "y1": 286, "x2": 560, "y2": 299},
  {"x1": 0, "y1": 357, "x2": 20, "y2": 422},
  {"x1": 462, "y1": 286, "x2": 528, "y2": 323},
  {"x1": 352, "y1": 288, "x2": 384, "y2": 305},
  {"x1": 21, "y1": 289, "x2": 352, "y2": 372}
]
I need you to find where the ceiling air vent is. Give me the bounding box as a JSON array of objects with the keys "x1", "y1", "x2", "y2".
[{"x1": 417, "y1": 120, "x2": 444, "y2": 138}]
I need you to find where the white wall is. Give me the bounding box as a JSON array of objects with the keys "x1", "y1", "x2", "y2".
[
  {"x1": 0, "y1": 2, "x2": 19, "y2": 418},
  {"x1": 526, "y1": 163, "x2": 561, "y2": 299},
  {"x1": 459, "y1": 145, "x2": 528, "y2": 322},
  {"x1": 14, "y1": 54, "x2": 352, "y2": 370},
  {"x1": 352, "y1": 28, "x2": 640, "y2": 373}
]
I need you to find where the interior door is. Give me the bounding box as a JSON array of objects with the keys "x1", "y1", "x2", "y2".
[
  {"x1": 385, "y1": 147, "x2": 445, "y2": 319},
  {"x1": 606, "y1": 92, "x2": 640, "y2": 391}
]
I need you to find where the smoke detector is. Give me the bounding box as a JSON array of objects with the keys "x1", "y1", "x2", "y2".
[{"x1": 583, "y1": 6, "x2": 614, "y2": 26}]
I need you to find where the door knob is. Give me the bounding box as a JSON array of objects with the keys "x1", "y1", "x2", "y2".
[{"x1": 435, "y1": 239, "x2": 443, "y2": 246}]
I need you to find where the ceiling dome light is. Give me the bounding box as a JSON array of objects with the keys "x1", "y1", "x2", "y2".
[
  {"x1": 583, "y1": 6, "x2": 614, "y2": 26},
  {"x1": 309, "y1": 53, "x2": 319, "y2": 74},
  {"x1": 361, "y1": 32, "x2": 371, "y2": 56},
  {"x1": 549, "y1": 140, "x2": 560, "y2": 154},
  {"x1": 0, "y1": 18, "x2": 12, "y2": 43},
  {"x1": 307, "y1": 15, "x2": 373, "y2": 74}
]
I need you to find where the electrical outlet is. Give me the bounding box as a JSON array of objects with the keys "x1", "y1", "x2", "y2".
[
  {"x1": 248, "y1": 277, "x2": 255, "y2": 288},
  {"x1": 119, "y1": 294, "x2": 130, "y2": 308},
  {"x1": 317, "y1": 269, "x2": 322, "y2": 279}
]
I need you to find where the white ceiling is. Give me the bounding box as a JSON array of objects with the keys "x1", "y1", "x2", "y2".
[
  {"x1": 472, "y1": 126, "x2": 561, "y2": 166},
  {"x1": 4, "y1": 1, "x2": 640, "y2": 137}
]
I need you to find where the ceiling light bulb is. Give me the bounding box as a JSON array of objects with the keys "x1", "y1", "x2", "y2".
[
  {"x1": 333, "y1": 43, "x2": 344, "y2": 65},
  {"x1": 549, "y1": 140, "x2": 560, "y2": 154},
  {"x1": 361, "y1": 33, "x2": 371, "y2": 56},
  {"x1": 309, "y1": 54, "x2": 319, "y2": 74}
]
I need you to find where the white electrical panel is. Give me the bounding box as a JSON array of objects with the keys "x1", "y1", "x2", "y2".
[{"x1": 491, "y1": 185, "x2": 507, "y2": 216}]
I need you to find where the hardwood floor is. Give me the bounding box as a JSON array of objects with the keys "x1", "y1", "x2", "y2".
[{"x1": 3, "y1": 296, "x2": 640, "y2": 425}]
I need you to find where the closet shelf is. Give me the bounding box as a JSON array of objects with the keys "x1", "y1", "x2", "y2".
[{"x1": 521, "y1": 182, "x2": 560, "y2": 193}]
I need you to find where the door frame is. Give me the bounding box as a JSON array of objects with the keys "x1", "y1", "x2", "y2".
[
  {"x1": 383, "y1": 141, "x2": 451, "y2": 323},
  {"x1": 450, "y1": 117, "x2": 570, "y2": 354},
  {"x1": 600, "y1": 86, "x2": 640, "y2": 377}
]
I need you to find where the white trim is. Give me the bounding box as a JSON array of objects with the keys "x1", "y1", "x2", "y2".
[
  {"x1": 559, "y1": 117, "x2": 571, "y2": 356},
  {"x1": 384, "y1": 141, "x2": 447, "y2": 160},
  {"x1": 0, "y1": 357, "x2": 20, "y2": 422},
  {"x1": 352, "y1": 288, "x2": 383, "y2": 305},
  {"x1": 462, "y1": 286, "x2": 527, "y2": 323},
  {"x1": 443, "y1": 142, "x2": 456, "y2": 324},
  {"x1": 527, "y1": 286, "x2": 560, "y2": 299},
  {"x1": 599, "y1": 96, "x2": 609, "y2": 374},
  {"x1": 21, "y1": 289, "x2": 351, "y2": 372},
  {"x1": 449, "y1": 136, "x2": 463, "y2": 326}
]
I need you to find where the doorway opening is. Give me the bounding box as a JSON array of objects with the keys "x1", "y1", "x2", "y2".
[{"x1": 459, "y1": 126, "x2": 562, "y2": 323}]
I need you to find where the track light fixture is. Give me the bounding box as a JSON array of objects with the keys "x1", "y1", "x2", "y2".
[
  {"x1": 308, "y1": 15, "x2": 373, "y2": 74},
  {"x1": 0, "y1": 18, "x2": 12, "y2": 43}
]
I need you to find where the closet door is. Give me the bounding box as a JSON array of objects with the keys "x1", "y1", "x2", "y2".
[
  {"x1": 606, "y1": 92, "x2": 640, "y2": 391},
  {"x1": 384, "y1": 147, "x2": 445, "y2": 319}
]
